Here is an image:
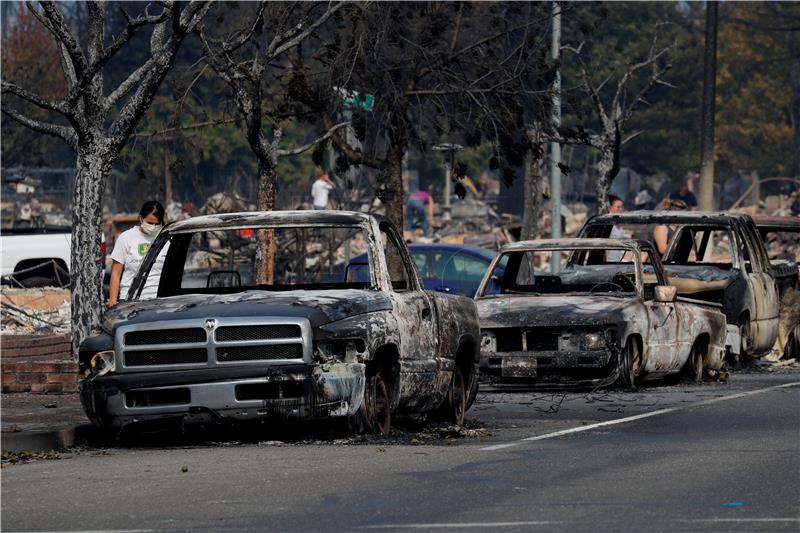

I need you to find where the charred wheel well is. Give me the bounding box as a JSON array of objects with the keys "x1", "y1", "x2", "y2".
[
  {"x1": 455, "y1": 341, "x2": 477, "y2": 379},
  {"x1": 370, "y1": 344, "x2": 401, "y2": 406},
  {"x1": 624, "y1": 334, "x2": 643, "y2": 354},
  {"x1": 738, "y1": 310, "x2": 750, "y2": 327},
  {"x1": 694, "y1": 333, "x2": 710, "y2": 352}
]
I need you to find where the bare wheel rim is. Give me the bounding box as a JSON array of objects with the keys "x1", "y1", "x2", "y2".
[
  {"x1": 451, "y1": 367, "x2": 466, "y2": 426},
  {"x1": 630, "y1": 341, "x2": 642, "y2": 378},
  {"x1": 373, "y1": 373, "x2": 391, "y2": 435},
  {"x1": 740, "y1": 321, "x2": 751, "y2": 357},
  {"x1": 691, "y1": 344, "x2": 703, "y2": 383}
]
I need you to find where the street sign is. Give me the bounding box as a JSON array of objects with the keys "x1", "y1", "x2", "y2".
[{"x1": 336, "y1": 87, "x2": 375, "y2": 111}]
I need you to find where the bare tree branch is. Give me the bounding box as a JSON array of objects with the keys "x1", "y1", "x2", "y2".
[
  {"x1": 109, "y1": 2, "x2": 212, "y2": 149},
  {"x1": 1, "y1": 81, "x2": 67, "y2": 114},
  {"x1": 37, "y1": 1, "x2": 88, "y2": 77},
  {"x1": 267, "y1": 2, "x2": 345, "y2": 59},
  {"x1": 1, "y1": 107, "x2": 77, "y2": 148},
  {"x1": 223, "y1": 1, "x2": 267, "y2": 53},
  {"x1": 277, "y1": 121, "x2": 350, "y2": 156},
  {"x1": 133, "y1": 118, "x2": 236, "y2": 138}
]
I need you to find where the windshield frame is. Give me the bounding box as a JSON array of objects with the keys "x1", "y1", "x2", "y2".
[
  {"x1": 475, "y1": 241, "x2": 652, "y2": 299},
  {"x1": 127, "y1": 220, "x2": 385, "y2": 301}
]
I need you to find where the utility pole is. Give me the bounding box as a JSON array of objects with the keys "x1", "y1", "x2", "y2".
[
  {"x1": 550, "y1": 1, "x2": 562, "y2": 271},
  {"x1": 433, "y1": 143, "x2": 463, "y2": 222},
  {"x1": 698, "y1": 1, "x2": 718, "y2": 211}
]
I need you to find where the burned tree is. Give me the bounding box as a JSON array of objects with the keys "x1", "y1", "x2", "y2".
[
  {"x1": 578, "y1": 31, "x2": 674, "y2": 213},
  {"x1": 300, "y1": 3, "x2": 553, "y2": 232},
  {"x1": 1, "y1": 1, "x2": 210, "y2": 352},
  {"x1": 527, "y1": 27, "x2": 675, "y2": 214},
  {"x1": 196, "y1": 1, "x2": 346, "y2": 283}
]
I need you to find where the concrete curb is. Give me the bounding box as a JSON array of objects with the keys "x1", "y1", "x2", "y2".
[{"x1": 1, "y1": 424, "x2": 96, "y2": 454}]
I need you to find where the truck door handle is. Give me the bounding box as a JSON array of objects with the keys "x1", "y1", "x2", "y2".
[{"x1": 421, "y1": 306, "x2": 431, "y2": 320}]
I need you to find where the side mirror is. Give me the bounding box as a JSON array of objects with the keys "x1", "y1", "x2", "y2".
[{"x1": 654, "y1": 285, "x2": 677, "y2": 303}]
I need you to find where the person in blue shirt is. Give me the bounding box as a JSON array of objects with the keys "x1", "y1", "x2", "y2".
[{"x1": 668, "y1": 182, "x2": 697, "y2": 210}]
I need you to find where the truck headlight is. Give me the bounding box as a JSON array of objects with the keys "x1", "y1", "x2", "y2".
[
  {"x1": 583, "y1": 333, "x2": 605, "y2": 350},
  {"x1": 90, "y1": 351, "x2": 116, "y2": 377},
  {"x1": 314, "y1": 339, "x2": 366, "y2": 363}
]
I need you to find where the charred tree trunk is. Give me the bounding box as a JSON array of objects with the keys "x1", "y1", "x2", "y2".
[
  {"x1": 594, "y1": 125, "x2": 621, "y2": 215},
  {"x1": 71, "y1": 144, "x2": 114, "y2": 354},
  {"x1": 383, "y1": 143, "x2": 406, "y2": 233},
  {"x1": 2, "y1": 2, "x2": 209, "y2": 356},
  {"x1": 521, "y1": 144, "x2": 544, "y2": 241},
  {"x1": 255, "y1": 155, "x2": 277, "y2": 284}
]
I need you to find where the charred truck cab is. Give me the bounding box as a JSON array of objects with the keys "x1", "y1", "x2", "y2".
[
  {"x1": 79, "y1": 211, "x2": 480, "y2": 432},
  {"x1": 475, "y1": 239, "x2": 728, "y2": 389},
  {"x1": 579, "y1": 212, "x2": 780, "y2": 358}
]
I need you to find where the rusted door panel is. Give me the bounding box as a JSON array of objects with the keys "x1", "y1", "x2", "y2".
[
  {"x1": 392, "y1": 291, "x2": 440, "y2": 409},
  {"x1": 749, "y1": 272, "x2": 780, "y2": 353},
  {"x1": 643, "y1": 301, "x2": 684, "y2": 375}
]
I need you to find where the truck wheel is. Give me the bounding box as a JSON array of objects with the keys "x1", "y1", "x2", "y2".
[
  {"x1": 352, "y1": 371, "x2": 391, "y2": 435},
  {"x1": 465, "y1": 364, "x2": 478, "y2": 411},
  {"x1": 615, "y1": 341, "x2": 639, "y2": 391},
  {"x1": 686, "y1": 342, "x2": 705, "y2": 384},
  {"x1": 739, "y1": 320, "x2": 752, "y2": 360},
  {"x1": 442, "y1": 366, "x2": 467, "y2": 426},
  {"x1": 783, "y1": 324, "x2": 799, "y2": 360}
]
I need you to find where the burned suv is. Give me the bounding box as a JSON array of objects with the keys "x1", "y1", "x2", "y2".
[{"x1": 79, "y1": 211, "x2": 480, "y2": 433}]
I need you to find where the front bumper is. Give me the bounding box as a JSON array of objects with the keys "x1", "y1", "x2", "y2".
[
  {"x1": 80, "y1": 362, "x2": 365, "y2": 428},
  {"x1": 479, "y1": 349, "x2": 620, "y2": 389}
]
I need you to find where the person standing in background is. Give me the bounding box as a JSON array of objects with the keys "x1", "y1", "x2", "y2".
[
  {"x1": 607, "y1": 195, "x2": 626, "y2": 261},
  {"x1": 406, "y1": 189, "x2": 435, "y2": 237},
  {"x1": 669, "y1": 181, "x2": 698, "y2": 211},
  {"x1": 311, "y1": 167, "x2": 336, "y2": 210},
  {"x1": 108, "y1": 201, "x2": 166, "y2": 306}
]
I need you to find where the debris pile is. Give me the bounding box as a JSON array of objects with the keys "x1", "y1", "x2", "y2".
[{"x1": 0, "y1": 288, "x2": 70, "y2": 335}]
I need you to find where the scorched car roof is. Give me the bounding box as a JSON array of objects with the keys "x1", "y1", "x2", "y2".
[
  {"x1": 500, "y1": 238, "x2": 647, "y2": 252},
  {"x1": 164, "y1": 210, "x2": 376, "y2": 233},
  {"x1": 586, "y1": 210, "x2": 754, "y2": 227}
]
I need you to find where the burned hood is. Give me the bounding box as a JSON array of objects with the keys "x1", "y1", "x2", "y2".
[
  {"x1": 104, "y1": 290, "x2": 392, "y2": 332},
  {"x1": 477, "y1": 294, "x2": 641, "y2": 329}
]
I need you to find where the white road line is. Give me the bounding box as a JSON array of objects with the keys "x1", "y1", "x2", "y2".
[
  {"x1": 12, "y1": 531, "x2": 154, "y2": 533},
  {"x1": 363, "y1": 521, "x2": 560, "y2": 529},
  {"x1": 481, "y1": 381, "x2": 800, "y2": 451},
  {"x1": 681, "y1": 518, "x2": 800, "y2": 523}
]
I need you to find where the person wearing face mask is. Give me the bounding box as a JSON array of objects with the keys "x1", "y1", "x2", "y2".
[{"x1": 108, "y1": 201, "x2": 166, "y2": 306}]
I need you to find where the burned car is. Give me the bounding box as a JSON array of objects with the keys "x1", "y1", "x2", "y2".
[
  {"x1": 580, "y1": 212, "x2": 779, "y2": 358},
  {"x1": 475, "y1": 238, "x2": 729, "y2": 388},
  {"x1": 752, "y1": 215, "x2": 800, "y2": 359},
  {"x1": 79, "y1": 211, "x2": 480, "y2": 433}
]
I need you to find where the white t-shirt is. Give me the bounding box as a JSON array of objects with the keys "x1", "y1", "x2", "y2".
[
  {"x1": 311, "y1": 178, "x2": 333, "y2": 208},
  {"x1": 110, "y1": 227, "x2": 168, "y2": 300}
]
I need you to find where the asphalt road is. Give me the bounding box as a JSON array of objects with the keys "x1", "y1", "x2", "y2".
[{"x1": 3, "y1": 372, "x2": 799, "y2": 533}]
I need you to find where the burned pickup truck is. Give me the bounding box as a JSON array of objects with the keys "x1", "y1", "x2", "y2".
[
  {"x1": 579, "y1": 212, "x2": 779, "y2": 358},
  {"x1": 753, "y1": 215, "x2": 800, "y2": 359},
  {"x1": 79, "y1": 211, "x2": 480, "y2": 433},
  {"x1": 476, "y1": 238, "x2": 729, "y2": 388}
]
